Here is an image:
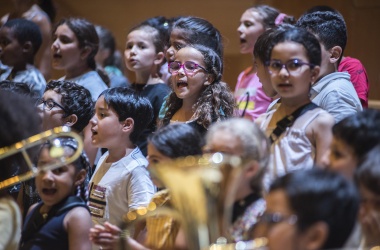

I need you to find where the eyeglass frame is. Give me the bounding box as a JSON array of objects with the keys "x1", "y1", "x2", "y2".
[
  {"x1": 266, "y1": 59, "x2": 315, "y2": 75},
  {"x1": 168, "y1": 60, "x2": 208, "y2": 76},
  {"x1": 257, "y1": 212, "x2": 298, "y2": 226},
  {"x1": 36, "y1": 98, "x2": 68, "y2": 113}
]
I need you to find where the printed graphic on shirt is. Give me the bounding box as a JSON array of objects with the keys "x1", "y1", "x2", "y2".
[{"x1": 88, "y1": 183, "x2": 107, "y2": 218}]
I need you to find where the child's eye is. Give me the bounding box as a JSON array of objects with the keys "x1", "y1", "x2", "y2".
[
  {"x1": 270, "y1": 61, "x2": 283, "y2": 69},
  {"x1": 125, "y1": 44, "x2": 133, "y2": 50},
  {"x1": 244, "y1": 21, "x2": 253, "y2": 27},
  {"x1": 52, "y1": 166, "x2": 66, "y2": 174},
  {"x1": 139, "y1": 45, "x2": 146, "y2": 49},
  {"x1": 173, "y1": 42, "x2": 184, "y2": 50},
  {"x1": 287, "y1": 60, "x2": 302, "y2": 70}
]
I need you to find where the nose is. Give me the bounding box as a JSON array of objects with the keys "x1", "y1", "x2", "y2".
[
  {"x1": 51, "y1": 39, "x2": 59, "y2": 51},
  {"x1": 237, "y1": 23, "x2": 244, "y2": 34},
  {"x1": 166, "y1": 47, "x2": 175, "y2": 62},
  {"x1": 41, "y1": 170, "x2": 54, "y2": 183},
  {"x1": 90, "y1": 115, "x2": 97, "y2": 126}
]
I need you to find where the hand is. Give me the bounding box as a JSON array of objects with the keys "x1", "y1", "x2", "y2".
[
  {"x1": 89, "y1": 222, "x2": 121, "y2": 250},
  {"x1": 360, "y1": 210, "x2": 380, "y2": 247}
]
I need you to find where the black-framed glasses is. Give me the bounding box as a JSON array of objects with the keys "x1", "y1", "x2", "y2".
[
  {"x1": 266, "y1": 59, "x2": 315, "y2": 75},
  {"x1": 36, "y1": 98, "x2": 68, "y2": 113},
  {"x1": 168, "y1": 61, "x2": 207, "y2": 76},
  {"x1": 257, "y1": 212, "x2": 298, "y2": 226}
]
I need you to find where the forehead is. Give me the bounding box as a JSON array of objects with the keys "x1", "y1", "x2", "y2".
[
  {"x1": 55, "y1": 24, "x2": 76, "y2": 37},
  {"x1": 241, "y1": 9, "x2": 264, "y2": 23},
  {"x1": 0, "y1": 26, "x2": 16, "y2": 40},
  {"x1": 170, "y1": 28, "x2": 188, "y2": 42},
  {"x1": 127, "y1": 28, "x2": 155, "y2": 43},
  {"x1": 271, "y1": 41, "x2": 308, "y2": 60},
  {"x1": 43, "y1": 89, "x2": 63, "y2": 102},
  {"x1": 174, "y1": 47, "x2": 204, "y2": 62},
  {"x1": 265, "y1": 189, "x2": 293, "y2": 215}
]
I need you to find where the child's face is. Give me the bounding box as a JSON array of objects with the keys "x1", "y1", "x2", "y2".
[
  {"x1": 325, "y1": 137, "x2": 357, "y2": 181},
  {"x1": 254, "y1": 57, "x2": 277, "y2": 98},
  {"x1": 51, "y1": 24, "x2": 83, "y2": 71},
  {"x1": 237, "y1": 9, "x2": 266, "y2": 54},
  {"x1": 166, "y1": 28, "x2": 188, "y2": 63},
  {"x1": 36, "y1": 147, "x2": 80, "y2": 208},
  {"x1": 146, "y1": 142, "x2": 172, "y2": 188},
  {"x1": 358, "y1": 184, "x2": 380, "y2": 240},
  {"x1": 0, "y1": 27, "x2": 24, "y2": 67},
  {"x1": 269, "y1": 41, "x2": 319, "y2": 101},
  {"x1": 124, "y1": 29, "x2": 158, "y2": 73},
  {"x1": 171, "y1": 47, "x2": 209, "y2": 103},
  {"x1": 37, "y1": 90, "x2": 67, "y2": 131},
  {"x1": 90, "y1": 96, "x2": 125, "y2": 149},
  {"x1": 258, "y1": 189, "x2": 311, "y2": 250}
]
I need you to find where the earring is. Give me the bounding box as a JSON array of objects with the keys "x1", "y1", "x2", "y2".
[{"x1": 76, "y1": 185, "x2": 81, "y2": 197}]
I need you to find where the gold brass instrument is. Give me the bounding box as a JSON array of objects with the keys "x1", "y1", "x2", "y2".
[
  {"x1": 120, "y1": 153, "x2": 268, "y2": 250},
  {"x1": 0, "y1": 126, "x2": 83, "y2": 190}
]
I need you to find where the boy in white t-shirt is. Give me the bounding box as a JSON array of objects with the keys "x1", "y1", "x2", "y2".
[{"x1": 88, "y1": 87, "x2": 155, "y2": 226}]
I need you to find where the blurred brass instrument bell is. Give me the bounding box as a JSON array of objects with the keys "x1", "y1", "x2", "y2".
[
  {"x1": 120, "y1": 153, "x2": 268, "y2": 250},
  {"x1": 0, "y1": 126, "x2": 83, "y2": 190}
]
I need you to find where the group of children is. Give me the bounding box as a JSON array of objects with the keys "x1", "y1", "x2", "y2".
[{"x1": 0, "y1": 3, "x2": 378, "y2": 250}]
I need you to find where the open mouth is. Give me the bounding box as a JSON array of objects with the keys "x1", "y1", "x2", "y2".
[
  {"x1": 240, "y1": 38, "x2": 247, "y2": 44},
  {"x1": 42, "y1": 188, "x2": 57, "y2": 195},
  {"x1": 177, "y1": 81, "x2": 188, "y2": 88},
  {"x1": 53, "y1": 53, "x2": 62, "y2": 59}
]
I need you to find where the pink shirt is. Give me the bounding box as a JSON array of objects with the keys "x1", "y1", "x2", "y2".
[
  {"x1": 234, "y1": 67, "x2": 272, "y2": 120},
  {"x1": 338, "y1": 57, "x2": 369, "y2": 108}
]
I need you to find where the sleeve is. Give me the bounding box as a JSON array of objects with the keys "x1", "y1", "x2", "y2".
[
  {"x1": 126, "y1": 165, "x2": 155, "y2": 210},
  {"x1": 319, "y1": 89, "x2": 361, "y2": 123}
]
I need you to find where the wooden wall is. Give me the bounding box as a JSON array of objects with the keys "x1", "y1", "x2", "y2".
[{"x1": 1, "y1": 0, "x2": 379, "y2": 101}]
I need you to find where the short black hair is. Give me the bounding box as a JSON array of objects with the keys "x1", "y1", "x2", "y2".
[
  {"x1": 333, "y1": 109, "x2": 380, "y2": 162},
  {"x1": 148, "y1": 123, "x2": 203, "y2": 158},
  {"x1": 3, "y1": 18, "x2": 42, "y2": 56},
  {"x1": 355, "y1": 144, "x2": 380, "y2": 194},
  {"x1": 296, "y1": 11, "x2": 347, "y2": 64},
  {"x1": 267, "y1": 27, "x2": 321, "y2": 67},
  {"x1": 0, "y1": 91, "x2": 41, "y2": 182},
  {"x1": 45, "y1": 80, "x2": 94, "y2": 132},
  {"x1": 270, "y1": 168, "x2": 359, "y2": 249},
  {"x1": 0, "y1": 80, "x2": 34, "y2": 97},
  {"x1": 100, "y1": 87, "x2": 153, "y2": 144}
]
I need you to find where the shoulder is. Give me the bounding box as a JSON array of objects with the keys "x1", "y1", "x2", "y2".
[
  {"x1": 309, "y1": 110, "x2": 335, "y2": 131},
  {"x1": 64, "y1": 206, "x2": 91, "y2": 230}
]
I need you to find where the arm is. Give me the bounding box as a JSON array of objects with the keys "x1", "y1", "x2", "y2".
[
  {"x1": 65, "y1": 206, "x2": 93, "y2": 250},
  {"x1": 309, "y1": 112, "x2": 335, "y2": 166}
]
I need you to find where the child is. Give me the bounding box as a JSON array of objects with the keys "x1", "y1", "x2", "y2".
[
  {"x1": 20, "y1": 138, "x2": 93, "y2": 250},
  {"x1": 296, "y1": 11, "x2": 362, "y2": 122},
  {"x1": 0, "y1": 90, "x2": 41, "y2": 250},
  {"x1": 88, "y1": 87, "x2": 155, "y2": 227},
  {"x1": 51, "y1": 18, "x2": 108, "y2": 101},
  {"x1": 259, "y1": 168, "x2": 359, "y2": 250},
  {"x1": 355, "y1": 145, "x2": 380, "y2": 248},
  {"x1": 124, "y1": 20, "x2": 171, "y2": 155},
  {"x1": 235, "y1": 5, "x2": 295, "y2": 120},
  {"x1": 162, "y1": 44, "x2": 236, "y2": 135},
  {"x1": 255, "y1": 28, "x2": 334, "y2": 188},
  {"x1": 204, "y1": 118, "x2": 270, "y2": 242},
  {"x1": 89, "y1": 123, "x2": 203, "y2": 250},
  {"x1": 19, "y1": 79, "x2": 94, "y2": 218},
  {"x1": 95, "y1": 25, "x2": 130, "y2": 88},
  {"x1": 0, "y1": 18, "x2": 46, "y2": 97},
  {"x1": 322, "y1": 109, "x2": 380, "y2": 180}
]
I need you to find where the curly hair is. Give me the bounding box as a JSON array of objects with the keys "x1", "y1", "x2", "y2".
[
  {"x1": 45, "y1": 80, "x2": 94, "y2": 132},
  {"x1": 162, "y1": 44, "x2": 236, "y2": 129}
]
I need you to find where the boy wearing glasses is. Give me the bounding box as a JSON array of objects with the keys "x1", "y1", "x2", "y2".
[
  {"x1": 0, "y1": 19, "x2": 46, "y2": 97},
  {"x1": 19, "y1": 80, "x2": 94, "y2": 218},
  {"x1": 296, "y1": 11, "x2": 362, "y2": 123}
]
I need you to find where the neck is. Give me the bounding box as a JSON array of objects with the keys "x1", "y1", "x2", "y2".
[
  {"x1": 135, "y1": 69, "x2": 161, "y2": 85},
  {"x1": 65, "y1": 64, "x2": 92, "y2": 79},
  {"x1": 106, "y1": 144, "x2": 135, "y2": 163},
  {"x1": 279, "y1": 97, "x2": 310, "y2": 115}
]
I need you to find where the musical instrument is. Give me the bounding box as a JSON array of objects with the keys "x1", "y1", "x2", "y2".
[
  {"x1": 0, "y1": 126, "x2": 83, "y2": 190},
  {"x1": 120, "y1": 153, "x2": 268, "y2": 250}
]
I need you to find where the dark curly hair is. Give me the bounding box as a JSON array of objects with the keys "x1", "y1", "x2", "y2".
[
  {"x1": 162, "y1": 44, "x2": 236, "y2": 129},
  {"x1": 45, "y1": 80, "x2": 94, "y2": 132}
]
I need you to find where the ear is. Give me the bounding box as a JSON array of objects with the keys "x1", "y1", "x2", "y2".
[
  {"x1": 63, "y1": 114, "x2": 78, "y2": 127},
  {"x1": 329, "y1": 46, "x2": 342, "y2": 64},
  {"x1": 154, "y1": 52, "x2": 165, "y2": 66},
  {"x1": 204, "y1": 74, "x2": 214, "y2": 86},
  {"x1": 310, "y1": 65, "x2": 320, "y2": 84},
  {"x1": 22, "y1": 41, "x2": 33, "y2": 54},
  {"x1": 74, "y1": 169, "x2": 86, "y2": 186},
  {"x1": 80, "y1": 46, "x2": 92, "y2": 60},
  {"x1": 244, "y1": 160, "x2": 259, "y2": 179},
  {"x1": 302, "y1": 222, "x2": 329, "y2": 250},
  {"x1": 121, "y1": 117, "x2": 134, "y2": 133}
]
